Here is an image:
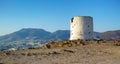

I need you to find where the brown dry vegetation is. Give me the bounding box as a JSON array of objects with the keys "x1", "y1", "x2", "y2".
[{"x1": 0, "y1": 39, "x2": 120, "y2": 64}]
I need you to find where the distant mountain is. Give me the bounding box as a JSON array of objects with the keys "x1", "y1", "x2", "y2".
[
  {"x1": 99, "y1": 30, "x2": 120, "y2": 40},
  {"x1": 0, "y1": 28, "x2": 51, "y2": 42},
  {"x1": 48, "y1": 30, "x2": 70, "y2": 40},
  {"x1": 0, "y1": 28, "x2": 120, "y2": 43}
]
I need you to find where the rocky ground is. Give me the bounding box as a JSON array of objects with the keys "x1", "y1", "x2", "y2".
[{"x1": 0, "y1": 39, "x2": 120, "y2": 64}]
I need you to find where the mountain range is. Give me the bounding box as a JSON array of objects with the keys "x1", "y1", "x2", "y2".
[
  {"x1": 0, "y1": 28, "x2": 120, "y2": 43},
  {"x1": 0, "y1": 28, "x2": 120, "y2": 51}
]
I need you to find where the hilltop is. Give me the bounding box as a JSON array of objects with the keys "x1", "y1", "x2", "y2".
[{"x1": 0, "y1": 39, "x2": 120, "y2": 64}]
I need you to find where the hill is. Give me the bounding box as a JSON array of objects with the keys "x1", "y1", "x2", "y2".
[
  {"x1": 99, "y1": 30, "x2": 120, "y2": 40},
  {"x1": 0, "y1": 39, "x2": 120, "y2": 64}
]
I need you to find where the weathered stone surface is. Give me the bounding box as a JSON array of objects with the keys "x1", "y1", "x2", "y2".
[{"x1": 70, "y1": 16, "x2": 93, "y2": 40}]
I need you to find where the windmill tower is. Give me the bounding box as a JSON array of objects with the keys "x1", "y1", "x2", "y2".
[{"x1": 70, "y1": 16, "x2": 93, "y2": 40}]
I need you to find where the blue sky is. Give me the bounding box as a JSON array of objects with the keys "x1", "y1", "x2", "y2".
[{"x1": 0, "y1": 0, "x2": 120, "y2": 36}]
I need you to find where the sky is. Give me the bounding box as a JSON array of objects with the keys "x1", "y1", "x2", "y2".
[{"x1": 0, "y1": 0, "x2": 120, "y2": 36}]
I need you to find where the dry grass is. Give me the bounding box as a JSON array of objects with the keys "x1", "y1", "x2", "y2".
[{"x1": 0, "y1": 40, "x2": 120, "y2": 64}]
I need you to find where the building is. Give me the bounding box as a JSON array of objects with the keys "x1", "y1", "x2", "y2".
[{"x1": 69, "y1": 16, "x2": 93, "y2": 40}]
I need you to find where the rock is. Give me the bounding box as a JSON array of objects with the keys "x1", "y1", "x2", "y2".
[
  {"x1": 5, "y1": 52, "x2": 11, "y2": 55},
  {"x1": 60, "y1": 49, "x2": 75, "y2": 53},
  {"x1": 27, "y1": 53, "x2": 33, "y2": 56},
  {"x1": 114, "y1": 39, "x2": 120, "y2": 46},
  {"x1": 21, "y1": 53, "x2": 26, "y2": 56},
  {"x1": 48, "y1": 51, "x2": 61, "y2": 55}
]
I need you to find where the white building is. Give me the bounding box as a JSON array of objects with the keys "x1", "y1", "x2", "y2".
[{"x1": 70, "y1": 16, "x2": 93, "y2": 40}]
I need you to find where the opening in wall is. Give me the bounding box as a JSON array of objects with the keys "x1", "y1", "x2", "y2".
[
  {"x1": 88, "y1": 25, "x2": 89, "y2": 27},
  {"x1": 71, "y1": 18, "x2": 74, "y2": 23},
  {"x1": 88, "y1": 32, "x2": 91, "y2": 34}
]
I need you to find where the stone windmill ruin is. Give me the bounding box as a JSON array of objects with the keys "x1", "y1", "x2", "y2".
[{"x1": 70, "y1": 16, "x2": 93, "y2": 40}]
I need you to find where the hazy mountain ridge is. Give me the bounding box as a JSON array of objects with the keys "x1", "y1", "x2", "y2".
[
  {"x1": 0, "y1": 28, "x2": 51, "y2": 42},
  {"x1": 50, "y1": 30, "x2": 70, "y2": 40},
  {"x1": 99, "y1": 30, "x2": 120, "y2": 40},
  {"x1": 0, "y1": 28, "x2": 120, "y2": 43}
]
